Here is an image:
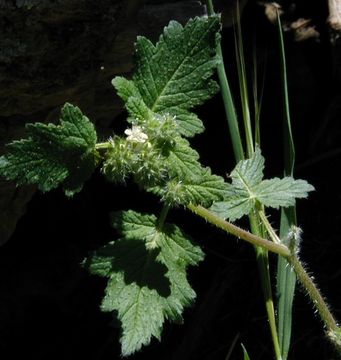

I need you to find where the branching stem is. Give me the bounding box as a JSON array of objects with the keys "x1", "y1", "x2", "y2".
[
  {"x1": 188, "y1": 203, "x2": 341, "y2": 352},
  {"x1": 259, "y1": 210, "x2": 281, "y2": 244}
]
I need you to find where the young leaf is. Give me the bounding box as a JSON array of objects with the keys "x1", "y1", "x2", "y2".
[
  {"x1": 0, "y1": 103, "x2": 97, "y2": 196},
  {"x1": 84, "y1": 210, "x2": 203, "y2": 356},
  {"x1": 112, "y1": 77, "x2": 154, "y2": 122},
  {"x1": 210, "y1": 148, "x2": 314, "y2": 220},
  {"x1": 112, "y1": 15, "x2": 221, "y2": 137}
]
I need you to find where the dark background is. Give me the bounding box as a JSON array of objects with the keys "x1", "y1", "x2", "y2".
[{"x1": 1, "y1": 0, "x2": 341, "y2": 359}]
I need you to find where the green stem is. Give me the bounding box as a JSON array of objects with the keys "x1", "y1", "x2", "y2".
[
  {"x1": 206, "y1": 0, "x2": 214, "y2": 14},
  {"x1": 189, "y1": 203, "x2": 341, "y2": 352},
  {"x1": 256, "y1": 246, "x2": 282, "y2": 360},
  {"x1": 287, "y1": 255, "x2": 339, "y2": 333},
  {"x1": 187, "y1": 204, "x2": 290, "y2": 256},
  {"x1": 259, "y1": 210, "x2": 281, "y2": 244},
  {"x1": 95, "y1": 141, "x2": 111, "y2": 150},
  {"x1": 157, "y1": 203, "x2": 170, "y2": 230},
  {"x1": 249, "y1": 212, "x2": 282, "y2": 360}
]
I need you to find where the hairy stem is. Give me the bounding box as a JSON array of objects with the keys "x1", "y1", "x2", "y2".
[
  {"x1": 189, "y1": 203, "x2": 341, "y2": 352},
  {"x1": 287, "y1": 255, "x2": 339, "y2": 333},
  {"x1": 187, "y1": 204, "x2": 290, "y2": 256},
  {"x1": 95, "y1": 142, "x2": 111, "y2": 150}
]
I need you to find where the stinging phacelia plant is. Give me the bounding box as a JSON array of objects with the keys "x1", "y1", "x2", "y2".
[{"x1": 0, "y1": 15, "x2": 340, "y2": 358}]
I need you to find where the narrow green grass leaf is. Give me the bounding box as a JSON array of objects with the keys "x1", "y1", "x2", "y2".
[
  {"x1": 232, "y1": 7, "x2": 282, "y2": 358},
  {"x1": 252, "y1": 40, "x2": 266, "y2": 146},
  {"x1": 241, "y1": 344, "x2": 251, "y2": 360},
  {"x1": 207, "y1": 3, "x2": 280, "y2": 358},
  {"x1": 235, "y1": 3, "x2": 253, "y2": 157},
  {"x1": 205, "y1": 0, "x2": 244, "y2": 162},
  {"x1": 276, "y1": 12, "x2": 297, "y2": 360}
]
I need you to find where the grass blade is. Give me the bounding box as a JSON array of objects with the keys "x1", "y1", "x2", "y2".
[
  {"x1": 276, "y1": 11, "x2": 297, "y2": 360},
  {"x1": 207, "y1": 2, "x2": 281, "y2": 358},
  {"x1": 234, "y1": 6, "x2": 281, "y2": 359},
  {"x1": 252, "y1": 39, "x2": 266, "y2": 146},
  {"x1": 241, "y1": 344, "x2": 251, "y2": 360},
  {"x1": 234, "y1": 3, "x2": 254, "y2": 157},
  {"x1": 207, "y1": 0, "x2": 244, "y2": 162}
]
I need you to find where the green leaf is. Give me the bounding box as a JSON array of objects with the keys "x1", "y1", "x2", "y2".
[
  {"x1": 84, "y1": 210, "x2": 203, "y2": 356},
  {"x1": 210, "y1": 196, "x2": 253, "y2": 222},
  {"x1": 151, "y1": 169, "x2": 230, "y2": 208},
  {"x1": 113, "y1": 15, "x2": 221, "y2": 137},
  {"x1": 0, "y1": 103, "x2": 97, "y2": 196},
  {"x1": 112, "y1": 76, "x2": 141, "y2": 102},
  {"x1": 230, "y1": 146, "x2": 264, "y2": 190},
  {"x1": 180, "y1": 169, "x2": 231, "y2": 207},
  {"x1": 241, "y1": 344, "x2": 251, "y2": 360},
  {"x1": 146, "y1": 136, "x2": 229, "y2": 207},
  {"x1": 112, "y1": 210, "x2": 158, "y2": 243},
  {"x1": 254, "y1": 177, "x2": 313, "y2": 208},
  {"x1": 167, "y1": 137, "x2": 202, "y2": 179},
  {"x1": 112, "y1": 77, "x2": 154, "y2": 122},
  {"x1": 210, "y1": 148, "x2": 314, "y2": 220},
  {"x1": 112, "y1": 210, "x2": 203, "y2": 265}
]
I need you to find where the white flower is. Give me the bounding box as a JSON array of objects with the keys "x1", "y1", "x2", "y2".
[{"x1": 124, "y1": 125, "x2": 148, "y2": 143}]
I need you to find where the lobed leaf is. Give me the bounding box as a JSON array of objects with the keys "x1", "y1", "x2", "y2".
[
  {"x1": 210, "y1": 148, "x2": 314, "y2": 220},
  {"x1": 255, "y1": 178, "x2": 314, "y2": 208},
  {"x1": 180, "y1": 169, "x2": 231, "y2": 207},
  {"x1": 0, "y1": 103, "x2": 97, "y2": 196},
  {"x1": 113, "y1": 15, "x2": 221, "y2": 137},
  {"x1": 167, "y1": 137, "x2": 202, "y2": 179},
  {"x1": 84, "y1": 210, "x2": 203, "y2": 356},
  {"x1": 210, "y1": 197, "x2": 253, "y2": 222},
  {"x1": 230, "y1": 146, "x2": 264, "y2": 191}
]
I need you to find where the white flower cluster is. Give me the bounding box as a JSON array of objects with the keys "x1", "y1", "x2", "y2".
[{"x1": 124, "y1": 126, "x2": 148, "y2": 143}]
